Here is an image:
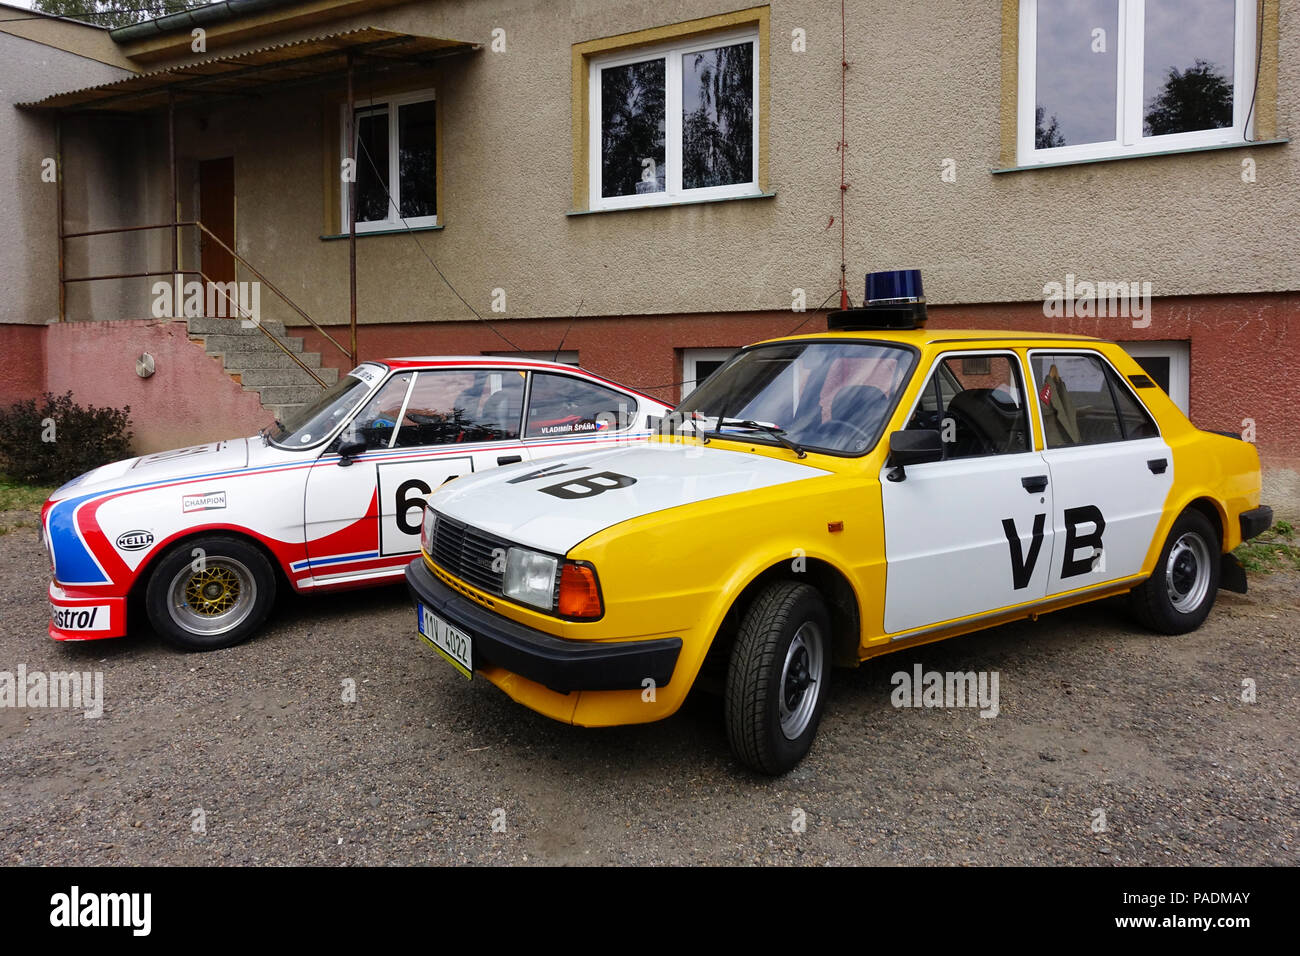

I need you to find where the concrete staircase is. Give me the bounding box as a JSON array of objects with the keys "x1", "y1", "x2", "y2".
[{"x1": 186, "y1": 316, "x2": 339, "y2": 422}]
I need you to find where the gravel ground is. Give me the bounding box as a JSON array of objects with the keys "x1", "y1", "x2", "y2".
[{"x1": 1, "y1": 513, "x2": 1296, "y2": 866}]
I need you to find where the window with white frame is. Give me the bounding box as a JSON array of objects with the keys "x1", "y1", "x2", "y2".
[
  {"x1": 681, "y1": 348, "x2": 739, "y2": 398},
  {"x1": 1121, "y1": 340, "x2": 1189, "y2": 414},
  {"x1": 590, "y1": 29, "x2": 759, "y2": 211},
  {"x1": 1017, "y1": 0, "x2": 1257, "y2": 166},
  {"x1": 342, "y1": 90, "x2": 437, "y2": 231}
]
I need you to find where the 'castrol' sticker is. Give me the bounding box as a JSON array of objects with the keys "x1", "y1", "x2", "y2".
[
  {"x1": 51, "y1": 605, "x2": 111, "y2": 632},
  {"x1": 182, "y1": 491, "x2": 227, "y2": 513}
]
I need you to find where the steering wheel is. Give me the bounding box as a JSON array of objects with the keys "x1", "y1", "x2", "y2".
[{"x1": 817, "y1": 418, "x2": 874, "y2": 448}]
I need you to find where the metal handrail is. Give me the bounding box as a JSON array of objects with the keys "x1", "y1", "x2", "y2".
[
  {"x1": 186, "y1": 220, "x2": 351, "y2": 361},
  {"x1": 58, "y1": 218, "x2": 350, "y2": 368},
  {"x1": 197, "y1": 269, "x2": 328, "y2": 389}
]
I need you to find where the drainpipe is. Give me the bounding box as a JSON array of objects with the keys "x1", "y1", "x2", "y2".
[
  {"x1": 346, "y1": 52, "x2": 357, "y2": 367},
  {"x1": 168, "y1": 89, "x2": 178, "y2": 282},
  {"x1": 108, "y1": 0, "x2": 301, "y2": 44},
  {"x1": 56, "y1": 114, "x2": 65, "y2": 322}
]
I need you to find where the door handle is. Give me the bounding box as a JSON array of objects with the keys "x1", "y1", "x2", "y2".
[
  {"x1": 1147, "y1": 458, "x2": 1168, "y2": 474},
  {"x1": 497, "y1": 455, "x2": 522, "y2": 466},
  {"x1": 1021, "y1": 475, "x2": 1049, "y2": 493}
]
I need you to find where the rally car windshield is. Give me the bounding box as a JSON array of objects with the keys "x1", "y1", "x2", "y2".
[
  {"x1": 266, "y1": 374, "x2": 375, "y2": 450},
  {"x1": 675, "y1": 341, "x2": 916, "y2": 456}
]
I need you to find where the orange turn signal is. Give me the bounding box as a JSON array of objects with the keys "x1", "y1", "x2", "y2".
[{"x1": 558, "y1": 562, "x2": 603, "y2": 619}]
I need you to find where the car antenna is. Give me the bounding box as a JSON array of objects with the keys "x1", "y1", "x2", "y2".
[{"x1": 553, "y1": 297, "x2": 583, "y2": 364}]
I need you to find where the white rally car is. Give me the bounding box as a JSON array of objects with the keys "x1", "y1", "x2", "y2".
[{"x1": 42, "y1": 356, "x2": 669, "y2": 650}]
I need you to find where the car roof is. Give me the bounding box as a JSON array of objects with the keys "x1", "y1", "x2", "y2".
[
  {"x1": 764, "y1": 328, "x2": 1107, "y2": 347},
  {"x1": 376, "y1": 355, "x2": 581, "y2": 370},
  {"x1": 365, "y1": 356, "x2": 665, "y2": 403}
]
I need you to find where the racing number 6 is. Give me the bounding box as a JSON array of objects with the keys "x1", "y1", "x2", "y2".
[{"x1": 395, "y1": 478, "x2": 432, "y2": 535}]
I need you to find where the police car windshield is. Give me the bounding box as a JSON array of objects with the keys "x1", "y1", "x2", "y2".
[
  {"x1": 267, "y1": 374, "x2": 374, "y2": 450},
  {"x1": 676, "y1": 341, "x2": 915, "y2": 456}
]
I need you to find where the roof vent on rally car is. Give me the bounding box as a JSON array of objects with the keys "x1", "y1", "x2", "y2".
[{"x1": 827, "y1": 269, "x2": 927, "y2": 331}]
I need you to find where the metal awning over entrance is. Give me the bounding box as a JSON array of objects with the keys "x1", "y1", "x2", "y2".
[
  {"x1": 24, "y1": 27, "x2": 478, "y2": 370},
  {"x1": 18, "y1": 27, "x2": 478, "y2": 112}
]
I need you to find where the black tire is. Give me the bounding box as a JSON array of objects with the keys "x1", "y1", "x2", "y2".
[
  {"x1": 1128, "y1": 509, "x2": 1221, "y2": 635},
  {"x1": 725, "y1": 581, "x2": 831, "y2": 775},
  {"x1": 144, "y1": 535, "x2": 277, "y2": 651}
]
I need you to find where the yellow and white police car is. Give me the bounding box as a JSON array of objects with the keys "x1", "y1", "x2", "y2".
[{"x1": 406, "y1": 272, "x2": 1272, "y2": 774}]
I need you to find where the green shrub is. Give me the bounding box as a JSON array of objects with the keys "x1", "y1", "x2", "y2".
[{"x1": 0, "y1": 392, "x2": 133, "y2": 485}]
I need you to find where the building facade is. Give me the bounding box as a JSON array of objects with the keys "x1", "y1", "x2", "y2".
[{"x1": 2, "y1": 0, "x2": 1296, "y2": 511}]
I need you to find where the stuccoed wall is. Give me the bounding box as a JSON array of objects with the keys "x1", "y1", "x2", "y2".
[
  {"x1": 96, "y1": 0, "x2": 1294, "y2": 335},
  {"x1": 0, "y1": 29, "x2": 136, "y2": 326}
]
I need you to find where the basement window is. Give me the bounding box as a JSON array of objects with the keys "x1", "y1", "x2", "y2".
[{"x1": 341, "y1": 89, "x2": 437, "y2": 232}]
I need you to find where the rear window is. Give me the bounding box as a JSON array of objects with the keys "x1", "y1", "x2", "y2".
[
  {"x1": 526, "y1": 373, "x2": 633, "y2": 438},
  {"x1": 1030, "y1": 353, "x2": 1158, "y2": 447}
]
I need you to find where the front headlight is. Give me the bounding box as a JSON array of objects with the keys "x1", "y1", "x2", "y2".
[
  {"x1": 503, "y1": 547, "x2": 558, "y2": 610},
  {"x1": 421, "y1": 506, "x2": 437, "y2": 553}
]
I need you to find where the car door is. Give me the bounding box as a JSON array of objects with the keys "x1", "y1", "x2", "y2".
[
  {"x1": 301, "y1": 367, "x2": 530, "y2": 584},
  {"x1": 1027, "y1": 350, "x2": 1173, "y2": 596},
  {"x1": 881, "y1": 351, "x2": 1055, "y2": 634}
]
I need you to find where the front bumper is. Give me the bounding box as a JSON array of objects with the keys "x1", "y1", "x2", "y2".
[
  {"x1": 405, "y1": 559, "x2": 681, "y2": 694},
  {"x1": 48, "y1": 581, "x2": 127, "y2": 641}
]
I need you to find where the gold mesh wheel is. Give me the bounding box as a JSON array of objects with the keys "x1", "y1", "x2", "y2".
[{"x1": 166, "y1": 556, "x2": 258, "y2": 637}]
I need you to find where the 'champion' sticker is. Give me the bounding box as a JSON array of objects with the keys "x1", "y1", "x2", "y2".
[{"x1": 182, "y1": 491, "x2": 227, "y2": 513}]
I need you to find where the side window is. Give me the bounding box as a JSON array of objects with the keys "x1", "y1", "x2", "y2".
[
  {"x1": 906, "y1": 354, "x2": 1030, "y2": 459},
  {"x1": 1105, "y1": 364, "x2": 1160, "y2": 440},
  {"x1": 341, "y1": 373, "x2": 412, "y2": 449},
  {"x1": 1031, "y1": 353, "x2": 1154, "y2": 447},
  {"x1": 343, "y1": 370, "x2": 523, "y2": 450},
  {"x1": 526, "y1": 373, "x2": 632, "y2": 438},
  {"x1": 396, "y1": 369, "x2": 523, "y2": 445}
]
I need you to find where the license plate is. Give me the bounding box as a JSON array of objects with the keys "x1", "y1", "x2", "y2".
[{"x1": 417, "y1": 603, "x2": 472, "y2": 679}]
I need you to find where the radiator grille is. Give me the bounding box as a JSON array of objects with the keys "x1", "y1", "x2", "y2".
[{"x1": 427, "y1": 512, "x2": 514, "y2": 596}]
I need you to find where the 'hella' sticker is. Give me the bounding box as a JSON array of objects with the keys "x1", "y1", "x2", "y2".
[
  {"x1": 116, "y1": 530, "x2": 154, "y2": 551},
  {"x1": 182, "y1": 491, "x2": 227, "y2": 513},
  {"x1": 51, "y1": 605, "x2": 111, "y2": 631}
]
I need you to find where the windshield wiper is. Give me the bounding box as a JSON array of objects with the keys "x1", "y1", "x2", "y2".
[{"x1": 708, "y1": 418, "x2": 807, "y2": 459}]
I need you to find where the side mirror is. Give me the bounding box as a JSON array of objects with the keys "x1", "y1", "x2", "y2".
[
  {"x1": 336, "y1": 440, "x2": 366, "y2": 466},
  {"x1": 886, "y1": 429, "x2": 943, "y2": 482}
]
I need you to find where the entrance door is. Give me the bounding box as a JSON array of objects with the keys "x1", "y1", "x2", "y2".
[{"x1": 198, "y1": 158, "x2": 235, "y2": 285}]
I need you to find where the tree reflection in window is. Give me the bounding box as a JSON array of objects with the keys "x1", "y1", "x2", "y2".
[
  {"x1": 682, "y1": 42, "x2": 753, "y2": 188},
  {"x1": 601, "y1": 58, "x2": 666, "y2": 198},
  {"x1": 1144, "y1": 59, "x2": 1233, "y2": 136},
  {"x1": 1035, "y1": 106, "x2": 1065, "y2": 149},
  {"x1": 398, "y1": 99, "x2": 437, "y2": 219},
  {"x1": 1143, "y1": 0, "x2": 1235, "y2": 137},
  {"x1": 355, "y1": 107, "x2": 390, "y2": 222}
]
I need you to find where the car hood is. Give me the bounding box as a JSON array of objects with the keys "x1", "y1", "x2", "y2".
[
  {"x1": 47, "y1": 438, "x2": 253, "y2": 502},
  {"x1": 430, "y1": 441, "x2": 833, "y2": 554}
]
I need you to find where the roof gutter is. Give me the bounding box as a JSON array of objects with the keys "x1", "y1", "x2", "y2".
[{"x1": 109, "y1": 0, "x2": 301, "y2": 44}]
